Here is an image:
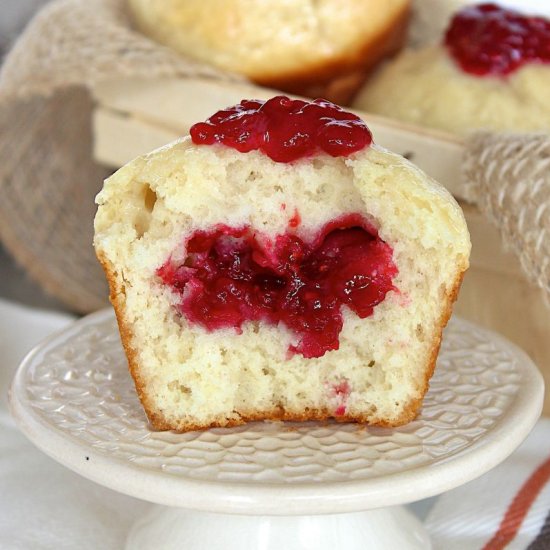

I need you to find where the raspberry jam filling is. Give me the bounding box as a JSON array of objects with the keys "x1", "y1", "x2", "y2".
[
  {"x1": 444, "y1": 3, "x2": 550, "y2": 76},
  {"x1": 157, "y1": 214, "x2": 397, "y2": 359},
  {"x1": 190, "y1": 96, "x2": 372, "y2": 163}
]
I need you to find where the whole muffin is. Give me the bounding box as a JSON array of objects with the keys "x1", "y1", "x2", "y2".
[
  {"x1": 127, "y1": 0, "x2": 410, "y2": 104},
  {"x1": 355, "y1": 3, "x2": 550, "y2": 135}
]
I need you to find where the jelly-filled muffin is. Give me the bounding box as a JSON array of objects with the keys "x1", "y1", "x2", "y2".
[
  {"x1": 94, "y1": 96, "x2": 470, "y2": 432},
  {"x1": 355, "y1": 3, "x2": 550, "y2": 135}
]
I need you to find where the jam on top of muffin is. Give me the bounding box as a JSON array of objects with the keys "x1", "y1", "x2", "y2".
[
  {"x1": 444, "y1": 3, "x2": 550, "y2": 76},
  {"x1": 190, "y1": 96, "x2": 372, "y2": 163}
]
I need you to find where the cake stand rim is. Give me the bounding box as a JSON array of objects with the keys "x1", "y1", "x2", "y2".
[{"x1": 8, "y1": 308, "x2": 544, "y2": 515}]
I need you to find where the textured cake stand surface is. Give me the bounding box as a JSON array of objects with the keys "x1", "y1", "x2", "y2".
[{"x1": 10, "y1": 309, "x2": 543, "y2": 520}]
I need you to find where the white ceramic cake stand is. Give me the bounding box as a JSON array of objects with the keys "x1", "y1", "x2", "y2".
[{"x1": 9, "y1": 310, "x2": 544, "y2": 550}]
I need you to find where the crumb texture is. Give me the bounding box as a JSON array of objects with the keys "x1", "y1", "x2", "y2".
[{"x1": 94, "y1": 139, "x2": 470, "y2": 431}]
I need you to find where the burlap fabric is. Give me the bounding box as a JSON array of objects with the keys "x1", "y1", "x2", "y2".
[
  {"x1": 462, "y1": 133, "x2": 550, "y2": 300},
  {"x1": 0, "y1": 0, "x2": 240, "y2": 313},
  {"x1": 0, "y1": 0, "x2": 548, "y2": 312}
]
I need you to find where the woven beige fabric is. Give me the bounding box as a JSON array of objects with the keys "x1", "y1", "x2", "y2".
[
  {"x1": 0, "y1": 89, "x2": 109, "y2": 313},
  {"x1": 0, "y1": 0, "x2": 240, "y2": 313},
  {"x1": 0, "y1": 0, "x2": 236, "y2": 100},
  {"x1": 462, "y1": 133, "x2": 550, "y2": 299}
]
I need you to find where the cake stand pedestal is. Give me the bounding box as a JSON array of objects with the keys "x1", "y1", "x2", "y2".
[{"x1": 9, "y1": 310, "x2": 544, "y2": 550}]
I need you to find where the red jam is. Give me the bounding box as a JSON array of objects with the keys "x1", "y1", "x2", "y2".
[
  {"x1": 157, "y1": 215, "x2": 397, "y2": 358},
  {"x1": 190, "y1": 96, "x2": 372, "y2": 163},
  {"x1": 332, "y1": 380, "x2": 351, "y2": 416},
  {"x1": 444, "y1": 3, "x2": 550, "y2": 76}
]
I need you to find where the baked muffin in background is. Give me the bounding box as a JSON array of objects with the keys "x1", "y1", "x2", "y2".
[
  {"x1": 94, "y1": 96, "x2": 470, "y2": 432},
  {"x1": 127, "y1": 0, "x2": 410, "y2": 104},
  {"x1": 355, "y1": 3, "x2": 550, "y2": 135}
]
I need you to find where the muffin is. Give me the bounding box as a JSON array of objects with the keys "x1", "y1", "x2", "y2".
[
  {"x1": 355, "y1": 3, "x2": 550, "y2": 135},
  {"x1": 94, "y1": 96, "x2": 470, "y2": 432},
  {"x1": 127, "y1": 0, "x2": 410, "y2": 104}
]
